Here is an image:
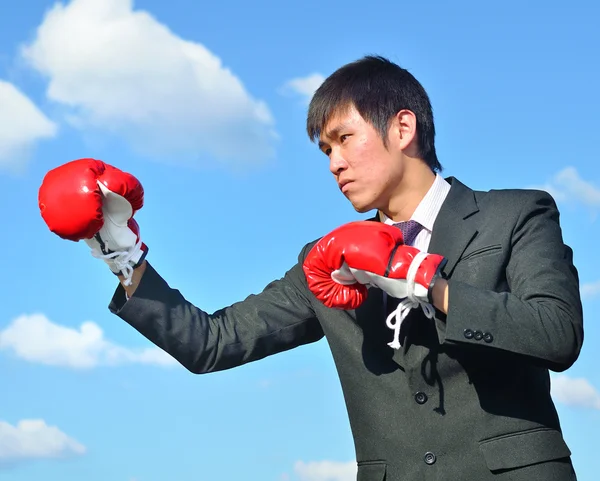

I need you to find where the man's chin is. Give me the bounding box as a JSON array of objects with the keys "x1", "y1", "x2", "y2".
[
  {"x1": 348, "y1": 199, "x2": 375, "y2": 214},
  {"x1": 345, "y1": 192, "x2": 377, "y2": 213}
]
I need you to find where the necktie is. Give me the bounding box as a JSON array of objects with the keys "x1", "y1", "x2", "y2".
[
  {"x1": 394, "y1": 219, "x2": 422, "y2": 246},
  {"x1": 384, "y1": 220, "x2": 427, "y2": 348},
  {"x1": 384, "y1": 220, "x2": 422, "y2": 315}
]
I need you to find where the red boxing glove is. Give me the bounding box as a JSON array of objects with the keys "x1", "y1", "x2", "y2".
[
  {"x1": 38, "y1": 158, "x2": 148, "y2": 285},
  {"x1": 302, "y1": 221, "x2": 446, "y2": 348}
]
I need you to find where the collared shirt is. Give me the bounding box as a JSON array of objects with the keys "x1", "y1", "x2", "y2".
[{"x1": 378, "y1": 173, "x2": 451, "y2": 250}]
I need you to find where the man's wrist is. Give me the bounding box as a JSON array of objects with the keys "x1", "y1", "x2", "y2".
[
  {"x1": 431, "y1": 277, "x2": 449, "y2": 314},
  {"x1": 119, "y1": 259, "x2": 147, "y2": 299}
]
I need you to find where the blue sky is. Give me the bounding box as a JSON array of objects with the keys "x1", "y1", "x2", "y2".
[{"x1": 0, "y1": 0, "x2": 599, "y2": 479}]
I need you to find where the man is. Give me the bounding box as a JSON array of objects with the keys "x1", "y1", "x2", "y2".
[{"x1": 38, "y1": 55, "x2": 583, "y2": 480}]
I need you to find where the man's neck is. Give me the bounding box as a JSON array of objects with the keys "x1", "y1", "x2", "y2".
[{"x1": 380, "y1": 166, "x2": 436, "y2": 222}]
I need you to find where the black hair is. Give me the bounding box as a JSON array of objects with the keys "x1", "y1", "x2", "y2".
[{"x1": 307, "y1": 55, "x2": 441, "y2": 172}]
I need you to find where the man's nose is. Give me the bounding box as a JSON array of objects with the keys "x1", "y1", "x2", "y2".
[{"x1": 329, "y1": 150, "x2": 347, "y2": 175}]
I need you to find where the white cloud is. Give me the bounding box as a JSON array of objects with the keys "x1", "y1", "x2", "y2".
[
  {"x1": 0, "y1": 80, "x2": 58, "y2": 172},
  {"x1": 20, "y1": 0, "x2": 276, "y2": 167},
  {"x1": 282, "y1": 73, "x2": 325, "y2": 104},
  {"x1": 294, "y1": 460, "x2": 357, "y2": 481},
  {"x1": 0, "y1": 419, "x2": 85, "y2": 466},
  {"x1": 0, "y1": 313, "x2": 177, "y2": 369},
  {"x1": 551, "y1": 374, "x2": 600, "y2": 410},
  {"x1": 581, "y1": 280, "x2": 600, "y2": 300},
  {"x1": 530, "y1": 167, "x2": 600, "y2": 207}
]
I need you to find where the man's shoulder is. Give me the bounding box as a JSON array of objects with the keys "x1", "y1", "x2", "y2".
[
  {"x1": 298, "y1": 238, "x2": 319, "y2": 261},
  {"x1": 452, "y1": 177, "x2": 559, "y2": 213}
]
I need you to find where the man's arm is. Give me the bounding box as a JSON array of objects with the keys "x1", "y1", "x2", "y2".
[
  {"x1": 36, "y1": 159, "x2": 322, "y2": 372},
  {"x1": 110, "y1": 246, "x2": 325, "y2": 374},
  {"x1": 434, "y1": 191, "x2": 583, "y2": 372}
]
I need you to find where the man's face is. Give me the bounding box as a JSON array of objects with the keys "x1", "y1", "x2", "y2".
[{"x1": 318, "y1": 104, "x2": 405, "y2": 213}]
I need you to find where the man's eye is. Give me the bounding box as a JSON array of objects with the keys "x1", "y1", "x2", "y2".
[
  {"x1": 325, "y1": 148, "x2": 332, "y2": 156},
  {"x1": 340, "y1": 134, "x2": 349, "y2": 143}
]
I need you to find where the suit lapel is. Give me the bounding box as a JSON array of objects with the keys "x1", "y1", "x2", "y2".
[
  {"x1": 367, "y1": 176, "x2": 480, "y2": 276},
  {"x1": 428, "y1": 177, "x2": 480, "y2": 277}
]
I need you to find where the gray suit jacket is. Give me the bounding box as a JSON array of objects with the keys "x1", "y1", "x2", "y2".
[{"x1": 109, "y1": 177, "x2": 583, "y2": 481}]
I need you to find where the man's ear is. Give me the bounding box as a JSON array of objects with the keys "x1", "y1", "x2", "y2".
[{"x1": 392, "y1": 109, "x2": 418, "y2": 150}]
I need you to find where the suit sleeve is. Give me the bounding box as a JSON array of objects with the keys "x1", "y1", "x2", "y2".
[
  {"x1": 107, "y1": 245, "x2": 324, "y2": 374},
  {"x1": 436, "y1": 191, "x2": 583, "y2": 372}
]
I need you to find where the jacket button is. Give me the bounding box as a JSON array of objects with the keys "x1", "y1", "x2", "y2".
[
  {"x1": 483, "y1": 332, "x2": 494, "y2": 343},
  {"x1": 424, "y1": 451, "x2": 436, "y2": 465},
  {"x1": 463, "y1": 329, "x2": 474, "y2": 339},
  {"x1": 414, "y1": 392, "x2": 428, "y2": 404},
  {"x1": 474, "y1": 330, "x2": 483, "y2": 341}
]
